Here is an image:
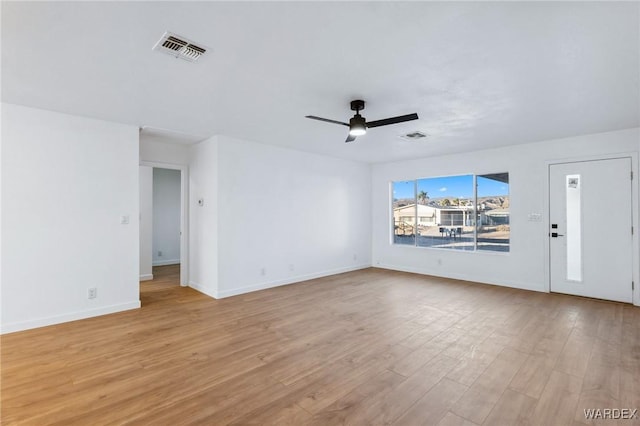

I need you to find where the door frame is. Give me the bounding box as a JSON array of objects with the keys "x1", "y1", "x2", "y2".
[
  {"x1": 140, "y1": 160, "x2": 189, "y2": 287},
  {"x1": 544, "y1": 152, "x2": 639, "y2": 306}
]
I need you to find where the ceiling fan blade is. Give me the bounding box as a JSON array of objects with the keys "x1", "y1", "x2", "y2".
[
  {"x1": 305, "y1": 116, "x2": 349, "y2": 126},
  {"x1": 345, "y1": 134, "x2": 357, "y2": 143},
  {"x1": 366, "y1": 113, "x2": 419, "y2": 128}
]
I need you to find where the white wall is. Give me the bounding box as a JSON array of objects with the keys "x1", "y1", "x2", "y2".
[
  {"x1": 188, "y1": 135, "x2": 372, "y2": 298},
  {"x1": 372, "y1": 128, "x2": 640, "y2": 304},
  {"x1": 140, "y1": 139, "x2": 190, "y2": 165},
  {"x1": 139, "y1": 166, "x2": 153, "y2": 280},
  {"x1": 1, "y1": 104, "x2": 141, "y2": 333},
  {"x1": 188, "y1": 137, "x2": 219, "y2": 296},
  {"x1": 0, "y1": 104, "x2": 3, "y2": 328},
  {"x1": 152, "y1": 168, "x2": 181, "y2": 266}
]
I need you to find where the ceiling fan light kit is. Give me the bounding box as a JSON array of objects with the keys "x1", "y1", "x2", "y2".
[
  {"x1": 348, "y1": 115, "x2": 367, "y2": 136},
  {"x1": 306, "y1": 100, "x2": 419, "y2": 143}
]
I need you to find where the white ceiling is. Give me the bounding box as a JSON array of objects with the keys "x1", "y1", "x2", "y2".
[{"x1": 3, "y1": 2, "x2": 639, "y2": 163}]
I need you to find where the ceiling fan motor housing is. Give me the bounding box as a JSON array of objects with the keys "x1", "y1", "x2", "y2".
[
  {"x1": 350, "y1": 99, "x2": 365, "y2": 112},
  {"x1": 350, "y1": 114, "x2": 366, "y2": 128}
]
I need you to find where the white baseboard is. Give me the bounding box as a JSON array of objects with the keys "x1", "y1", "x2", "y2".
[
  {"x1": 0, "y1": 300, "x2": 141, "y2": 334},
  {"x1": 374, "y1": 262, "x2": 545, "y2": 293},
  {"x1": 188, "y1": 280, "x2": 217, "y2": 298},
  {"x1": 152, "y1": 259, "x2": 180, "y2": 266},
  {"x1": 189, "y1": 264, "x2": 371, "y2": 300},
  {"x1": 139, "y1": 274, "x2": 154, "y2": 281}
]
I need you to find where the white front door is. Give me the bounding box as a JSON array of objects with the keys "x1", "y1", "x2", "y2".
[{"x1": 549, "y1": 158, "x2": 633, "y2": 303}]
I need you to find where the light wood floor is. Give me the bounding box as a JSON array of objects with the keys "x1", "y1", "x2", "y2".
[{"x1": 2, "y1": 266, "x2": 639, "y2": 425}]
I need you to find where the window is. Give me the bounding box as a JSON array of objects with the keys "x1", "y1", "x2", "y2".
[
  {"x1": 476, "y1": 173, "x2": 510, "y2": 252},
  {"x1": 391, "y1": 173, "x2": 509, "y2": 252},
  {"x1": 416, "y1": 175, "x2": 474, "y2": 250},
  {"x1": 392, "y1": 181, "x2": 416, "y2": 245}
]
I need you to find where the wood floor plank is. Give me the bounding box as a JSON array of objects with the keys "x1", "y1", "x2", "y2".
[
  {"x1": 573, "y1": 339, "x2": 622, "y2": 425},
  {"x1": 445, "y1": 349, "x2": 499, "y2": 387},
  {"x1": 450, "y1": 347, "x2": 529, "y2": 424},
  {"x1": 555, "y1": 329, "x2": 595, "y2": 379},
  {"x1": 531, "y1": 370, "x2": 583, "y2": 426},
  {"x1": 356, "y1": 353, "x2": 461, "y2": 424},
  {"x1": 307, "y1": 369, "x2": 407, "y2": 425},
  {"x1": 619, "y1": 319, "x2": 640, "y2": 426},
  {"x1": 437, "y1": 412, "x2": 480, "y2": 426},
  {"x1": 1, "y1": 265, "x2": 638, "y2": 425},
  {"x1": 394, "y1": 378, "x2": 469, "y2": 426},
  {"x1": 391, "y1": 326, "x2": 466, "y2": 377},
  {"x1": 284, "y1": 342, "x2": 413, "y2": 415},
  {"x1": 227, "y1": 400, "x2": 312, "y2": 425},
  {"x1": 509, "y1": 353, "x2": 556, "y2": 399},
  {"x1": 482, "y1": 388, "x2": 537, "y2": 426}
]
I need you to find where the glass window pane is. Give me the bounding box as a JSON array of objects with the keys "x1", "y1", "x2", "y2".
[
  {"x1": 476, "y1": 173, "x2": 510, "y2": 252},
  {"x1": 392, "y1": 181, "x2": 416, "y2": 245},
  {"x1": 416, "y1": 175, "x2": 474, "y2": 250},
  {"x1": 566, "y1": 174, "x2": 582, "y2": 281}
]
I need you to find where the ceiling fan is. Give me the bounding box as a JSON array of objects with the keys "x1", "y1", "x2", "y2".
[{"x1": 305, "y1": 100, "x2": 419, "y2": 143}]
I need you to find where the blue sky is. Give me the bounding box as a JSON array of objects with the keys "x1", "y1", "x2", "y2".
[
  {"x1": 392, "y1": 175, "x2": 509, "y2": 200},
  {"x1": 477, "y1": 175, "x2": 509, "y2": 198}
]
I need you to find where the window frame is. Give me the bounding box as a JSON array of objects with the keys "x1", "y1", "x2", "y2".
[{"x1": 391, "y1": 172, "x2": 510, "y2": 253}]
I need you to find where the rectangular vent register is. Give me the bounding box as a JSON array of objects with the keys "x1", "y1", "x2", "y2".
[{"x1": 153, "y1": 31, "x2": 208, "y2": 62}]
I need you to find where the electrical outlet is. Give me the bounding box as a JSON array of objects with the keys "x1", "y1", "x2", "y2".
[
  {"x1": 353, "y1": 254, "x2": 358, "y2": 261},
  {"x1": 260, "y1": 267, "x2": 266, "y2": 276},
  {"x1": 88, "y1": 288, "x2": 97, "y2": 299},
  {"x1": 158, "y1": 251, "x2": 163, "y2": 257}
]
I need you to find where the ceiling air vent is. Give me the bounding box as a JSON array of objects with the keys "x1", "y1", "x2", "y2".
[
  {"x1": 400, "y1": 131, "x2": 428, "y2": 141},
  {"x1": 153, "y1": 31, "x2": 208, "y2": 62}
]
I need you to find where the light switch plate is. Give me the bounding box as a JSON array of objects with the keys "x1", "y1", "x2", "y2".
[{"x1": 120, "y1": 215, "x2": 130, "y2": 224}]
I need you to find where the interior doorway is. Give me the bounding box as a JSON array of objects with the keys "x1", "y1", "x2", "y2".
[
  {"x1": 139, "y1": 162, "x2": 189, "y2": 287},
  {"x1": 549, "y1": 157, "x2": 633, "y2": 303},
  {"x1": 152, "y1": 168, "x2": 181, "y2": 272}
]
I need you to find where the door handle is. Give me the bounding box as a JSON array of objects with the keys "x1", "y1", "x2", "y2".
[{"x1": 550, "y1": 232, "x2": 565, "y2": 238}]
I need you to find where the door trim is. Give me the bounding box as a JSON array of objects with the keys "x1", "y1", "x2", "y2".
[
  {"x1": 140, "y1": 160, "x2": 189, "y2": 287},
  {"x1": 544, "y1": 152, "x2": 639, "y2": 306}
]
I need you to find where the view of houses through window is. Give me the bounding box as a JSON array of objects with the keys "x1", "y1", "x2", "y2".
[{"x1": 392, "y1": 173, "x2": 510, "y2": 252}]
